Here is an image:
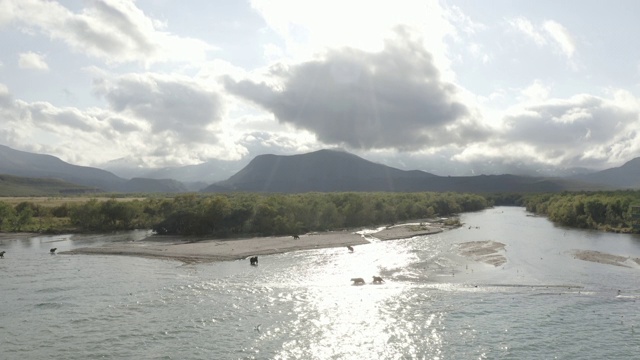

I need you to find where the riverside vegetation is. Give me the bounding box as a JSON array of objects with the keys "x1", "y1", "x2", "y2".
[
  {"x1": 521, "y1": 190, "x2": 640, "y2": 233},
  {"x1": 1, "y1": 190, "x2": 639, "y2": 236},
  {"x1": 0, "y1": 192, "x2": 487, "y2": 236}
]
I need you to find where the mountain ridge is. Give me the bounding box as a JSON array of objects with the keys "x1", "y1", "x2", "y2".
[
  {"x1": 570, "y1": 157, "x2": 640, "y2": 189},
  {"x1": 0, "y1": 144, "x2": 637, "y2": 194},
  {"x1": 203, "y1": 149, "x2": 609, "y2": 193},
  {"x1": 0, "y1": 145, "x2": 190, "y2": 193}
]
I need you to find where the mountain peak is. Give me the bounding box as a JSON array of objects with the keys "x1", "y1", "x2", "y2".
[{"x1": 206, "y1": 149, "x2": 432, "y2": 193}]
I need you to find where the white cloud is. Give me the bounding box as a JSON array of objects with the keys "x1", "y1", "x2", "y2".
[
  {"x1": 508, "y1": 17, "x2": 578, "y2": 70},
  {"x1": 4, "y1": 0, "x2": 212, "y2": 65},
  {"x1": 509, "y1": 17, "x2": 546, "y2": 46},
  {"x1": 0, "y1": 78, "x2": 232, "y2": 167},
  {"x1": 502, "y1": 91, "x2": 640, "y2": 167},
  {"x1": 18, "y1": 51, "x2": 49, "y2": 71},
  {"x1": 521, "y1": 80, "x2": 551, "y2": 102},
  {"x1": 251, "y1": 0, "x2": 455, "y2": 80},
  {"x1": 94, "y1": 72, "x2": 225, "y2": 143},
  {"x1": 543, "y1": 20, "x2": 576, "y2": 59},
  {"x1": 446, "y1": 5, "x2": 487, "y2": 36},
  {"x1": 252, "y1": 0, "x2": 431, "y2": 52}
]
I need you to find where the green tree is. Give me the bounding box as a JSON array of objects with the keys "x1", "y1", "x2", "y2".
[
  {"x1": 10, "y1": 205, "x2": 33, "y2": 231},
  {"x1": 0, "y1": 201, "x2": 16, "y2": 230}
]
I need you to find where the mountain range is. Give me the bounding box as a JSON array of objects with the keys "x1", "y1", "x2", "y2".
[
  {"x1": 203, "y1": 150, "x2": 607, "y2": 193},
  {"x1": 0, "y1": 144, "x2": 186, "y2": 194},
  {"x1": 0, "y1": 144, "x2": 638, "y2": 195}
]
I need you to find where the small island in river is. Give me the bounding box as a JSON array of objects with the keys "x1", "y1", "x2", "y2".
[{"x1": 63, "y1": 221, "x2": 450, "y2": 263}]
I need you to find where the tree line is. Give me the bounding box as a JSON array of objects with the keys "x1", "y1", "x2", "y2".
[
  {"x1": 0, "y1": 192, "x2": 489, "y2": 236},
  {"x1": 521, "y1": 190, "x2": 640, "y2": 233},
  {"x1": 4, "y1": 190, "x2": 638, "y2": 236}
]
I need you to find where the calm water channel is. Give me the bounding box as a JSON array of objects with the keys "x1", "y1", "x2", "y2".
[{"x1": 1, "y1": 206, "x2": 639, "y2": 359}]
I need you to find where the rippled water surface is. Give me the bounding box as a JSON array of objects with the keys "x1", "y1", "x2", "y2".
[{"x1": 1, "y1": 207, "x2": 639, "y2": 359}]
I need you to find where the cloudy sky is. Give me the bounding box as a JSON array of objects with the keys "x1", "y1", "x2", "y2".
[{"x1": 1, "y1": 0, "x2": 640, "y2": 177}]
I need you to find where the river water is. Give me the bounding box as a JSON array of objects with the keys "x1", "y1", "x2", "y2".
[{"x1": 1, "y1": 206, "x2": 639, "y2": 359}]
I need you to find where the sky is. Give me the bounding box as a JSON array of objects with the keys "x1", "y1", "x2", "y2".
[{"x1": 1, "y1": 0, "x2": 640, "y2": 177}]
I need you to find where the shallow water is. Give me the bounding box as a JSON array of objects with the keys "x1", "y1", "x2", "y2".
[{"x1": 1, "y1": 207, "x2": 639, "y2": 359}]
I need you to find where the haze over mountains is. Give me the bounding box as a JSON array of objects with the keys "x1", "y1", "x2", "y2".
[
  {"x1": 0, "y1": 144, "x2": 186, "y2": 193},
  {"x1": 203, "y1": 150, "x2": 606, "y2": 193},
  {"x1": 0, "y1": 144, "x2": 639, "y2": 195}
]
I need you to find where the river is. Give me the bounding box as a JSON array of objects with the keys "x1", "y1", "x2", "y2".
[{"x1": 1, "y1": 206, "x2": 639, "y2": 359}]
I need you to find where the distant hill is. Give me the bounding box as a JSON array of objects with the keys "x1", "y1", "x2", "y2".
[
  {"x1": 570, "y1": 157, "x2": 640, "y2": 189},
  {"x1": 202, "y1": 149, "x2": 604, "y2": 193},
  {"x1": 0, "y1": 144, "x2": 126, "y2": 191},
  {"x1": 120, "y1": 178, "x2": 189, "y2": 193},
  {"x1": 0, "y1": 174, "x2": 98, "y2": 196},
  {"x1": 101, "y1": 157, "x2": 248, "y2": 184},
  {"x1": 0, "y1": 145, "x2": 191, "y2": 193}
]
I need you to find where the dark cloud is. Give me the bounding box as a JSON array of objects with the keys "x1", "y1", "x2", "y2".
[
  {"x1": 99, "y1": 74, "x2": 223, "y2": 143},
  {"x1": 224, "y1": 28, "x2": 484, "y2": 150}
]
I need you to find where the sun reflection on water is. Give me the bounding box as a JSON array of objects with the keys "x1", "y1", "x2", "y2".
[{"x1": 268, "y1": 241, "x2": 447, "y2": 359}]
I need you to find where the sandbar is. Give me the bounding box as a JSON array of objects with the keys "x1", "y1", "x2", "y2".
[
  {"x1": 62, "y1": 222, "x2": 450, "y2": 263},
  {"x1": 370, "y1": 223, "x2": 444, "y2": 240},
  {"x1": 64, "y1": 231, "x2": 370, "y2": 263},
  {"x1": 573, "y1": 249, "x2": 640, "y2": 268},
  {"x1": 456, "y1": 240, "x2": 507, "y2": 267}
]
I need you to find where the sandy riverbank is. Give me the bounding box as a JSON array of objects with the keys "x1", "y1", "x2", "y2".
[
  {"x1": 16, "y1": 222, "x2": 640, "y2": 270},
  {"x1": 62, "y1": 222, "x2": 449, "y2": 263},
  {"x1": 63, "y1": 231, "x2": 371, "y2": 263},
  {"x1": 0, "y1": 233, "x2": 40, "y2": 242},
  {"x1": 369, "y1": 223, "x2": 444, "y2": 240},
  {"x1": 573, "y1": 249, "x2": 640, "y2": 268}
]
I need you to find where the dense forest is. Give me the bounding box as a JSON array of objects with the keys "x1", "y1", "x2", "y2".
[
  {"x1": 522, "y1": 191, "x2": 640, "y2": 233},
  {"x1": 2, "y1": 190, "x2": 639, "y2": 236},
  {"x1": 0, "y1": 192, "x2": 489, "y2": 236}
]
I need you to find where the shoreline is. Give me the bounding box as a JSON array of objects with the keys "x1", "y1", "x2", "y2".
[
  {"x1": 62, "y1": 221, "x2": 450, "y2": 263},
  {"x1": 63, "y1": 231, "x2": 371, "y2": 263},
  {"x1": 12, "y1": 219, "x2": 640, "y2": 270}
]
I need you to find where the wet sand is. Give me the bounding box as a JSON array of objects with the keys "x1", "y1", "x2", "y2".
[
  {"x1": 452, "y1": 242, "x2": 640, "y2": 269},
  {"x1": 0, "y1": 233, "x2": 39, "y2": 242},
  {"x1": 13, "y1": 225, "x2": 640, "y2": 271},
  {"x1": 456, "y1": 240, "x2": 507, "y2": 267},
  {"x1": 64, "y1": 231, "x2": 373, "y2": 263},
  {"x1": 573, "y1": 249, "x2": 640, "y2": 268},
  {"x1": 370, "y1": 224, "x2": 444, "y2": 240},
  {"x1": 62, "y1": 222, "x2": 450, "y2": 263}
]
